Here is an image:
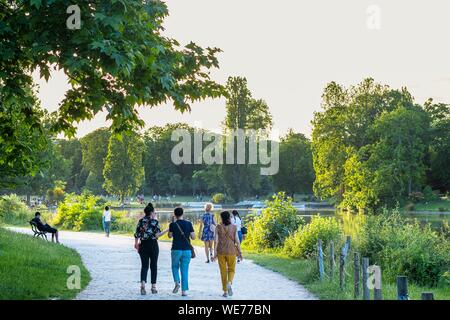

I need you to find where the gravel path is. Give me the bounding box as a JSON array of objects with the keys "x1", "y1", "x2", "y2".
[{"x1": 10, "y1": 228, "x2": 316, "y2": 300}]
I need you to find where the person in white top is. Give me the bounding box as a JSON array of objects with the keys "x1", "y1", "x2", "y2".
[
  {"x1": 231, "y1": 210, "x2": 243, "y2": 262},
  {"x1": 103, "y1": 206, "x2": 112, "y2": 237}
]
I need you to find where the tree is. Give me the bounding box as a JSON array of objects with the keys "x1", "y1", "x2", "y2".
[
  {"x1": 9, "y1": 114, "x2": 71, "y2": 204},
  {"x1": 341, "y1": 148, "x2": 377, "y2": 210},
  {"x1": 0, "y1": 87, "x2": 48, "y2": 186},
  {"x1": 143, "y1": 123, "x2": 197, "y2": 195},
  {"x1": 424, "y1": 100, "x2": 450, "y2": 192},
  {"x1": 366, "y1": 105, "x2": 429, "y2": 207},
  {"x1": 57, "y1": 139, "x2": 86, "y2": 193},
  {"x1": 192, "y1": 167, "x2": 224, "y2": 195},
  {"x1": 311, "y1": 79, "x2": 397, "y2": 203},
  {"x1": 1, "y1": 0, "x2": 224, "y2": 183},
  {"x1": 103, "y1": 132, "x2": 144, "y2": 202},
  {"x1": 168, "y1": 174, "x2": 182, "y2": 195},
  {"x1": 312, "y1": 78, "x2": 431, "y2": 209},
  {"x1": 222, "y1": 77, "x2": 273, "y2": 202},
  {"x1": 80, "y1": 128, "x2": 111, "y2": 193},
  {"x1": 272, "y1": 130, "x2": 314, "y2": 199}
]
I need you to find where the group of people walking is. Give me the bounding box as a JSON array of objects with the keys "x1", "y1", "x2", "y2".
[{"x1": 134, "y1": 202, "x2": 244, "y2": 297}]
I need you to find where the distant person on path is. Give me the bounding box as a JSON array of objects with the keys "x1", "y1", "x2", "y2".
[
  {"x1": 168, "y1": 207, "x2": 196, "y2": 297},
  {"x1": 31, "y1": 212, "x2": 59, "y2": 243},
  {"x1": 213, "y1": 211, "x2": 243, "y2": 298},
  {"x1": 231, "y1": 210, "x2": 243, "y2": 263},
  {"x1": 102, "y1": 206, "x2": 112, "y2": 237},
  {"x1": 134, "y1": 203, "x2": 168, "y2": 295},
  {"x1": 199, "y1": 203, "x2": 216, "y2": 263}
]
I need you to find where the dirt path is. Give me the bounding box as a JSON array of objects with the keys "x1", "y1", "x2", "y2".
[{"x1": 10, "y1": 228, "x2": 316, "y2": 300}]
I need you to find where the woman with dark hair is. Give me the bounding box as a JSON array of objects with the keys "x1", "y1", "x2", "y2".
[
  {"x1": 103, "y1": 206, "x2": 111, "y2": 237},
  {"x1": 231, "y1": 210, "x2": 243, "y2": 242},
  {"x1": 213, "y1": 211, "x2": 243, "y2": 297},
  {"x1": 231, "y1": 210, "x2": 244, "y2": 263},
  {"x1": 134, "y1": 203, "x2": 168, "y2": 295},
  {"x1": 169, "y1": 207, "x2": 195, "y2": 297},
  {"x1": 168, "y1": 207, "x2": 196, "y2": 297}
]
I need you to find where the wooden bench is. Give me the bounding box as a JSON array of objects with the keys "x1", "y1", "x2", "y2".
[{"x1": 29, "y1": 221, "x2": 48, "y2": 240}]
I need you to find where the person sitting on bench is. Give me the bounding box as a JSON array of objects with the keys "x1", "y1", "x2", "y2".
[{"x1": 31, "y1": 212, "x2": 60, "y2": 243}]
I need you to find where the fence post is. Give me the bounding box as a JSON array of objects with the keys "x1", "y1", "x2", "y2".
[
  {"x1": 421, "y1": 292, "x2": 434, "y2": 300},
  {"x1": 341, "y1": 236, "x2": 351, "y2": 263},
  {"x1": 374, "y1": 268, "x2": 382, "y2": 300},
  {"x1": 354, "y1": 252, "x2": 360, "y2": 298},
  {"x1": 362, "y1": 257, "x2": 370, "y2": 300},
  {"x1": 329, "y1": 240, "x2": 335, "y2": 278},
  {"x1": 317, "y1": 239, "x2": 324, "y2": 281},
  {"x1": 339, "y1": 247, "x2": 345, "y2": 290},
  {"x1": 396, "y1": 276, "x2": 409, "y2": 300}
]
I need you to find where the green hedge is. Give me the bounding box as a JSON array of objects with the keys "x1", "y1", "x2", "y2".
[
  {"x1": 359, "y1": 210, "x2": 450, "y2": 287},
  {"x1": 283, "y1": 216, "x2": 342, "y2": 258},
  {"x1": 53, "y1": 194, "x2": 103, "y2": 231},
  {"x1": 0, "y1": 194, "x2": 32, "y2": 225},
  {"x1": 243, "y1": 192, "x2": 304, "y2": 251}
]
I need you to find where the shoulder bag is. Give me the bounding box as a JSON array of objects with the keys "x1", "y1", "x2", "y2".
[{"x1": 175, "y1": 221, "x2": 196, "y2": 259}]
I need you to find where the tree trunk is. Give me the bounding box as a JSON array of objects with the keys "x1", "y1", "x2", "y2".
[{"x1": 26, "y1": 193, "x2": 31, "y2": 207}]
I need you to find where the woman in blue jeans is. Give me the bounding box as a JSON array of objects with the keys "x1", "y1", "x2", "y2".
[{"x1": 168, "y1": 207, "x2": 196, "y2": 296}]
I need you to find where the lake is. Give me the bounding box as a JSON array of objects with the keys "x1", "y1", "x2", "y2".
[{"x1": 122, "y1": 207, "x2": 449, "y2": 230}]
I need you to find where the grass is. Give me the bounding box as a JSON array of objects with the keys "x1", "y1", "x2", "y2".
[
  {"x1": 404, "y1": 197, "x2": 450, "y2": 212},
  {"x1": 244, "y1": 251, "x2": 450, "y2": 300},
  {"x1": 0, "y1": 228, "x2": 90, "y2": 300}
]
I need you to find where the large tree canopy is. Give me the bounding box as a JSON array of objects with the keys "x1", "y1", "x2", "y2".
[
  {"x1": 222, "y1": 76, "x2": 273, "y2": 202},
  {"x1": 272, "y1": 130, "x2": 314, "y2": 199},
  {"x1": 1, "y1": 0, "x2": 224, "y2": 179},
  {"x1": 103, "y1": 132, "x2": 144, "y2": 202},
  {"x1": 312, "y1": 78, "x2": 434, "y2": 210}
]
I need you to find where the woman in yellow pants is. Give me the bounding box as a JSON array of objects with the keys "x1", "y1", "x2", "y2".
[{"x1": 213, "y1": 211, "x2": 243, "y2": 297}]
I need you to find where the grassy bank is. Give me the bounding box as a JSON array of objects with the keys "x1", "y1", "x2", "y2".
[
  {"x1": 245, "y1": 251, "x2": 450, "y2": 300},
  {"x1": 0, "y1": 228, "x2": 90, "y2": 300},
  {"x1": 404, "y1": 197, "x2": 450, "y2": 212}
]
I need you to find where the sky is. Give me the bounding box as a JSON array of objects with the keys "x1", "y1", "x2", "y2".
[{"x1": 34, "y1": 0, "x2": 450, "y2": 138}]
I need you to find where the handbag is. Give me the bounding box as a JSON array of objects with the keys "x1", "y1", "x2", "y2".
[{"x1": 175, "y1": 221, "x2": 196, "y2": 259}]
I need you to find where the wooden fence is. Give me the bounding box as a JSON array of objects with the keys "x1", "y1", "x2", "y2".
[{"x1": 316, "y1": 237, "x2": 435, "y2": 300}]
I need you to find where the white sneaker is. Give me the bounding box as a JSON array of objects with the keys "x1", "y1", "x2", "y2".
[
  {"x1": 227, "y1": 283, "x2": 233, "y2": 296},
  {"x1": 173, "y1": 283, "x2": 181, "y2": 294}
]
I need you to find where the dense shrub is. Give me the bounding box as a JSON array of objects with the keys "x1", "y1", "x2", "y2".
[
  {"x1": 212, "y1": 193, "x2": 226, "y2": 204},
  {"x1": 359, "y1": 210, "x2": 450, "y2": 287},
  {"x1": 46, "y1": 186, "x2": 66, "y2": 205},
  {"x1": 0, "y1": 194, "x2": 32, "y2": 225},
  {"x1": 283, "y1": 216, "x2": 342, "y2": 258},
  {"x1": 423, "y1": 186, "x2": 438, "y2": 202},
  {"x1": 244, "y1": 192, "x2": 304, "y2": 251},
  {"x1": 111, "y1": 210, "x2": 136, "y2": 233},
  {"x1": 408, "y1": 192, "x2": 424, "y2": 203},
  {"x1": 52, "y1": 194, "x2": 103, "y2": 231}
]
